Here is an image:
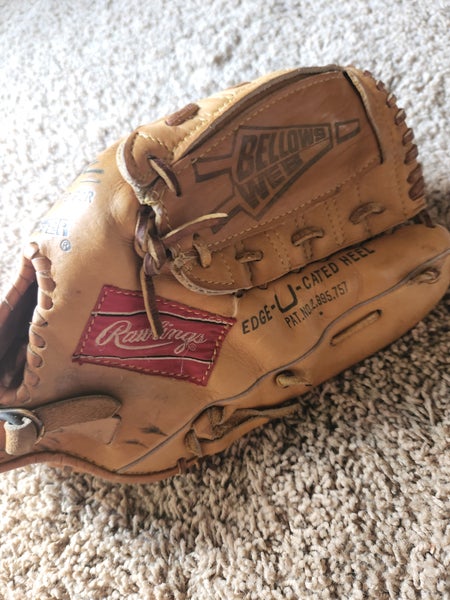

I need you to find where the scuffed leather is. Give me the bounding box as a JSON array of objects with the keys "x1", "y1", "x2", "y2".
[
  {"x1": 0, "y1": 66, "x2": 447, "y2": 483},
  {"x1": 118, "y1": 66, "x2": 425, "y2": 293}
]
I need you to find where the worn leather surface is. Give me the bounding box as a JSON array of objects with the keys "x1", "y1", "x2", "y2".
[
  {"x1": 118, "y1": 66, "x2": 426, "y2": 292},
  {"x1": 0, "y1": 220, "x2": 448, "y2": 482},
  {"x1": 0, "y1": 66, "x2": 448, "y2": 483}
]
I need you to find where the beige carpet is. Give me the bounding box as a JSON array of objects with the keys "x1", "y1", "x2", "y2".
[{"x1": 0, "y1": 1, "x2": 449, "y2": 598}]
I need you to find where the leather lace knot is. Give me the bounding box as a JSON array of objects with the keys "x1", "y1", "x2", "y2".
[
  {"x1": 134, "y1": 203, "x2": 228, "y2": 339},
  {"x1": 118, "y1": 140, "x2": 230, "y2": 339}
]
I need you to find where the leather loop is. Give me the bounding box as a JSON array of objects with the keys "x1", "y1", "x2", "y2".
[
  {"x1": 116, "y1": 133, "x2": 160, "y2": 197},
  {"x1": 1, "y1": 395, "x2": 121, "y2": 456},
  {"x1": 186, "y1": 401, "x2": 299, "y2": 457},
  {"x1": 4, "y1": 418, "x2": 38, "y2": 455}
]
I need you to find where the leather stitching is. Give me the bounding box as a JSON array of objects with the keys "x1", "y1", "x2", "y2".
[
  {"x1": 182, "y1": 250, "x2": 238, "y2": 287},
  {"x1": 206, "y1": 155, "x2": 379, "y2": 249},
  {"x1": 174, "y1": 73, "x2": 340, "y2": 172},
  {"x1": 135, "y1": 130, "x2": 173, "y2": 158},
  {"x1": 265, "y1": 230, "x2": 290, "y2": 272},
  {"x1": 331, "y1": 195, "x2": 345, "y2": 246},
  {"x1": 75, "y1": 287, "x2": 234, "y2": 385}
]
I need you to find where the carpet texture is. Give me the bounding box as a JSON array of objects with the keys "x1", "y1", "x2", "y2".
[{"x1": 0, "y1": 1, "x2": 449, "y2": 598}]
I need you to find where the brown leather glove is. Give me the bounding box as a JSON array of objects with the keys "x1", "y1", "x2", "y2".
[{"x1": 0, "y1": 65, "x2": 448, "y2": 483}]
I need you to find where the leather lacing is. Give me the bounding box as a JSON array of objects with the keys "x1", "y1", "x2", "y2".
[
  {"x1": 179, "y1": 370, "x2": 310, "y2": 465},
  {"x1": 24, "y1": 249, "x2": 54, "y2": 402},
  {"x1": 275, "y1": 370, "x2": 312, "y2": 387},
  {"x1": 349, "y1": 202, "x2": 385, "y2": 224},
  {"x1": 364, "y1": 70, "x2": 425, "y2": 201},
  {"x1": 133, "y1": 171, "x2": 228, "y2": 337},
  {"x1": 183, "y1": 400, "x2": 299, "y2": 459},
  {"x1": 291, "y1": 226, "x2": 324, "y2": 247},
  {"x1": 236, "y1": 250, "x2": 264, "y2": 263},
  {"x1": 227, "y1": 72, "x2": 427, "y2": 297},
  {"x1": 410, "y1": 267, "x2": 441, "y2": 284},
  {"x1": 135, "y1": 72, "x2": 426, "y2": 333},
  {"x1": 0, "y1": 245, "x2": 53, "y2": 404}
]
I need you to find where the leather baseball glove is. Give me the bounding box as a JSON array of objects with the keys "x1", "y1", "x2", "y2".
[{"x1": 0, "y1": 65, "x2": 449, "y2": 482}]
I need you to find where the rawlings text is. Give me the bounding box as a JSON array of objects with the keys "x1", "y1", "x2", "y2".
[{"x1": 73, "y1": 286, "x2": 235, "y2": 385}]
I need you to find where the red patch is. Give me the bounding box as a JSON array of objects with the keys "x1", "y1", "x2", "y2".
[{"x1": 73, "y1": 286, "x2": 235, "y2": 385}]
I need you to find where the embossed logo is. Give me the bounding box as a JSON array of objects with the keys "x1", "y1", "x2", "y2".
[
  {"x1": 73, "y1": 285, "x2": 235, "y2": 385},
  {"x1": 192, "y1": 121, "x2": 360, "y2": 226}
]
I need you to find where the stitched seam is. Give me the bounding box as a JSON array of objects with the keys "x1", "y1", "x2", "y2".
[
  {"x1": 381, "y1": 94, "x2": 406, "y2": 218},
  {"x1": 297, "y1": 212, "x2": 312, "y2": 262},
  {"x1": 334, "y1": 194, "x2": 345, "y2": 245},
  {"x1": 357, "y1": 181, "x2": 372, "y2": 236},
  {"x1": 79, "y1": 286, "x2": 235, "y2": 324},
  {"x1": 144, "y1": 72, "x2": 342, "y2": 241},
  {"x1": 175, "y1": 73, "x2": 341, "y2": 173},
  {"x1": 365, "y1": 74, "x2": 408, "y2": 218},
  {"x1": 168, "y1": 116, "x2": 209, "y2": 153},
  {"x1": 178, "y1": 271, "x2": 237, "y2": 288},
  {"x1": 324, "y1": 200, "x2": 339, "y2": 245},
  {"x1": 77, "y1": 286, "x2": 110, "y2": 358},
  {"x1": 200, "y1": 327, "x2": 229, "y2": 384},
  {"x1": 149, "y1": 93, "x2": 239, "y2": 159},
  {"x1": 182, "y1": 251, "x2": 238, "y2": 287},
  {"x1": 136, "y1": 130, "x2": 173, "y2": 157},
  {"x1": 74, "y1": 287, "x2": 234, "y2": 385},
  {"x1": 101, "y1": 286, "x2": 234, "y2": 321},
  {"x1": 208, "y1": 155, "x2": 379, "y2": 248},
  {"x1": 265, "y1": 230, "x2": 290, "y2": 272},
  {"x1": 74, "y1": 354, "x2": 214, "y2": 385},
  {"x1": 170, "y1": 91, "x2": 244, "y2": 153}
]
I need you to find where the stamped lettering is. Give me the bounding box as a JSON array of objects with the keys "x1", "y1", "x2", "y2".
[
  {"x1": 192, "y1": 121, "x2": 360, "y2": 227},
  {"x1": 241, "y1": 244, "x2": 375, "y2": 334}
]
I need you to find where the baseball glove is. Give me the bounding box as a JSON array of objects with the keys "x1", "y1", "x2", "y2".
[{"x1": 0, "y1": 65, "x2": 449, "y2": 483}]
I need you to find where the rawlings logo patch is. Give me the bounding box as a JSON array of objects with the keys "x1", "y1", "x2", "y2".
[
  {"x1": 73, "y1": 286, "x2": 235, "y2": 385},
  {"x1": 192, "y1": 121, "x2": 360, "y2": 226}
]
